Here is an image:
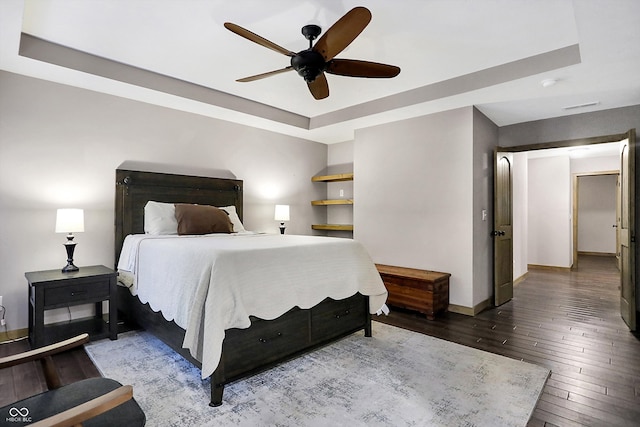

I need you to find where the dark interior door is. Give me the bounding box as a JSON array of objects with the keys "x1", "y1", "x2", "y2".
[
  {"x1": 619, "y1": 129, "x2": 636, "y2": 331},
  {"x1": 494, "y1": 151, "x2": 514, "y2": 306}
]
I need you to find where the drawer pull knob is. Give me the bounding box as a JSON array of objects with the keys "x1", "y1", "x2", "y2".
[
  {"x1": 71, "y1": 290, "x2": 87, "y2": 296},
  {"x1": 335, "y1": 310, "x2": 350, "y2": 319},
  {"x1": 259, "y1": 332, "x2": 283, "y2": 344}
]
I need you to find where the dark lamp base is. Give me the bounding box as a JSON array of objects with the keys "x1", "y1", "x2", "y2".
[
  {"x1": 62, "y1": 240, "x2": 79, "y2": 273},
  {"x1": 62, "y1": 262, "x2": 79, "y2": 273}
]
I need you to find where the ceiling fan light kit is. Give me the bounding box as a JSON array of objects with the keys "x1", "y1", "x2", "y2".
[{"x1": 224, "y1": 6, "x2": 400, "y2": 100}]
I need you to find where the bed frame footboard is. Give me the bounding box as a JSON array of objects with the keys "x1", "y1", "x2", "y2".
[{"x1": 118, "y1": 286, "x2": 371, "y2": 406}]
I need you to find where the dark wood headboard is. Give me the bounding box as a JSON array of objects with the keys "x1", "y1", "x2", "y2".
[{"x1": 114, "y1": 168, "x2": 243, "y2": 265}]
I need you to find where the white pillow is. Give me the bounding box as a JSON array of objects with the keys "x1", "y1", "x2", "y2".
[
  {"x1": 218, "y1": 205, "x2": 246, "y2": 233},
  {"x1": 143, "y1": 201, "x2": 246, "y2": 234},
  {"x1": 144, "y1": 201, "x2": 178, "y2": 235}
]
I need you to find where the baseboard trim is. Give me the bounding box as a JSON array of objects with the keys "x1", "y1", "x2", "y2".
[
  {"x1": 528, "y1": 264, "x2": 572, "y2": 272},
  {"x1": 448, "y1": 304, "x2": 473, "y2": 316},
  {"x1": 448, "y1": 298, "x2": 492, "y2": 317},
  {"x1": 577, "y1": 251, "x2": 616, "y2": 257},
  {"x1": 514, "y1": 272, "x2": 529, "y2": 286},
  {"x1": 0, "y1": 327, "x2": 28, "y2": 343}
]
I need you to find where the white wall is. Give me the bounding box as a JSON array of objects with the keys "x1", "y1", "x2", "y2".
[
  {"x1": 354, "y1": 107, "x2": 476, "y2": 308},
  {"x1": 512, "y1": 152, "x2": 528, "y2": 280},
  {"x1": 577, "y1": 175, "x2": 617, "y2": 254},
  {"x1": 571, "y1": 155, "x2": 619, "y2": 174},
  {"x1": 0, "y1": 71, "x2": 327, "y2": 331},
  {"x1": 528, "y1": 156, "x2": 572, "y2": 268}
]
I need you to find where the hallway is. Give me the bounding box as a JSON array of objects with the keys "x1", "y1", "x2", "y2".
[{"x1": 378, "y1": 255, "x2": 640, "y2": 426}]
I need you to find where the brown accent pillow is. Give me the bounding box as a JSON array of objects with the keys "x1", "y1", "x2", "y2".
[{"x1": 174, "y1": 204, "x2": 234, "y2": 235}]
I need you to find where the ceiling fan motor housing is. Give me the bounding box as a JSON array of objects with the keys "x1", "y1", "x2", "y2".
[{"x1": 291, "y1": 50, "x2": 326, "y2": 82}]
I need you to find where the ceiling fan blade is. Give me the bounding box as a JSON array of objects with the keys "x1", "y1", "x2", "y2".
[
  {"x1": 313, "y1": 7, "x2": 372, "y2": 61},
  {"x1": 307, "y1": 73, "x2": 329, "y2": 100},
  {"x1": 224, "y1": 22, "x2": 295, "y2": 57},
  {"x1": 236, "y1": 67, "x2": 294, "y2": 82},
  {"x1": 326, "y1": 59, "x2": 400, "y2": 78}
]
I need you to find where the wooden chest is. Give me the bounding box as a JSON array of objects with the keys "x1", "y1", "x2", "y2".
[{"x1": 376, "y1": 264, "x2": 450, "y2": 320}]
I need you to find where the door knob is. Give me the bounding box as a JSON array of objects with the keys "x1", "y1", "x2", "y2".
[{"x1": 491, "y1": 230, "x2": 506, "y2": 237}]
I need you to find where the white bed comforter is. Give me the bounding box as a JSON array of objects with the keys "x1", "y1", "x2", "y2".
[{"x1": 117, "y1": 233, "x2": 388, "y2": 378}]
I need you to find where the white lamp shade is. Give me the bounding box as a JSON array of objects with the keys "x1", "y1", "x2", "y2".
[
  {"x1": 274, "y1": 205, "x2": 290, "y2": 221},
  {"x1": 55, "y1": 209, "x2": 85, "y2": 233}
]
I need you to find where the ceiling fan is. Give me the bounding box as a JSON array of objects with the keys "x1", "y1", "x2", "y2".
[{"x1": 224, "y1": 6, "x2": 400, "y2": 100}]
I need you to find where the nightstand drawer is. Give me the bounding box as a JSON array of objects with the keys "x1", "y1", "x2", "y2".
[{"x1": 44, "y1": 280, "x2": 110, "y2": 307}]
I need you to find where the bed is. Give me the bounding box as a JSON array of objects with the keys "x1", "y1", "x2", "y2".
[{"x1": 114, "y1": 168, "x2": 387, "y2": 406}]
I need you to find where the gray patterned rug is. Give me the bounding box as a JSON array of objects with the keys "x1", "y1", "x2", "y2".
[{"x1": 85, "y1": 322, "x2": 549, "y2": 426}]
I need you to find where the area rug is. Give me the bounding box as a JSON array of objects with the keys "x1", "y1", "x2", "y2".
[{"x1": 85, "y1": 322, "x2": 549, "y2": 426}]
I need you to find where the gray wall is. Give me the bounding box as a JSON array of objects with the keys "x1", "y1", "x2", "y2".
[
  {"x1": 0, "y1": 71, "x2": 327, "y2": 331},
  {"x1": 354, "y1": 107, "x2": 496, "y2": 309},
  {"x1": 325, "y1": 140, "x2": 354, "y2": 238},
  {"x1": 472, "y1": 108, "x2": 497, "y2": 305}
]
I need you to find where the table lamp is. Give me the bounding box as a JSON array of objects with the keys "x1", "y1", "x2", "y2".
[
  {"x1": 55, "y1": 208, "x2": 84, "y2": 272},
  {"x1": 274, "y1": 204, "x2": 290, "y2": 234}
]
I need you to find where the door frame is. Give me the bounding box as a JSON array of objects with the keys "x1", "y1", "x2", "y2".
[
  {"x1": 497, "y1": 133, "x2": 628, "y2": 153},
  {"x1": 572, "y1": 171, "x2": 620, "y2": 268}
]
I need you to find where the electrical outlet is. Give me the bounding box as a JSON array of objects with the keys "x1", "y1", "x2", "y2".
[
  {"x1": 339, "y1": 189, "x2": 344, "y2": 197},
  {"x1": 0, "y1": 295, "x2": 3, "y2": 307}
]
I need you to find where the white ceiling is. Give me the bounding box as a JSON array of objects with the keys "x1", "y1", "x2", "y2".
[{"x1": 1, "y1": 0, "x2": 639, "y2": 144}]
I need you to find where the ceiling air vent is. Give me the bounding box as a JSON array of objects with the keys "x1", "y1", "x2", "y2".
[{"x1": 562, "y1": 101, "x2": 600, "y2": 110}]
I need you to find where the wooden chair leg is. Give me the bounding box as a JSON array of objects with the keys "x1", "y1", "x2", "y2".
[{"x1": 41, "y1": 355, "x2": 62, "y2": 389}]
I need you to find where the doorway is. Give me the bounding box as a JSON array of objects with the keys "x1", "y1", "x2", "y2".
[
  {"x1": 573, "y1": 172, "x2": 619, "y2": 269},
  {"x1": 494, "y1": 130, "x2": 635, "y2": 330}
]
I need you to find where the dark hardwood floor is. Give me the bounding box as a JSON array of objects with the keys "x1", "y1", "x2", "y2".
[
  {"x1": 1, "y1": 255, "x2": 638, "y2": 426},
  {"x1": 378, "y1": 255, "x2": 640, "y2": 427},
  {"x1": 0, "y1": 334, "x2": 101, "y2": 407}
]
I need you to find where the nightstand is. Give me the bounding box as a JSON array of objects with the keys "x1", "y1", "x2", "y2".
[{"x1": 26, "y1": 265, "x2": 118, "y2": 348}]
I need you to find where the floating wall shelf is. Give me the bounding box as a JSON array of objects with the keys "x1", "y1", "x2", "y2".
[
  {"x1": 311, "y1": 224, "x2": 354, "y2": 231},
  {"x1": 311, "y1": 173, "x2": 354, "y2": 183},
  {"x1": 311, "y1": 199, "x2": 354, "y2": 206},
  {"x1": 311, "y1": 173, "x2": 354, "y2": 233}
]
